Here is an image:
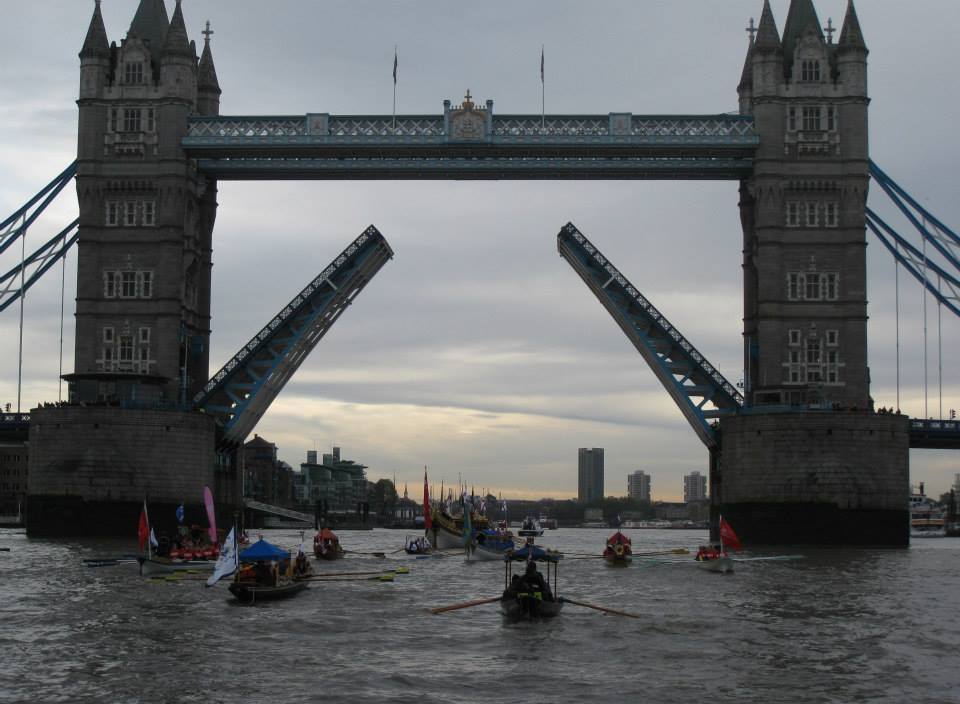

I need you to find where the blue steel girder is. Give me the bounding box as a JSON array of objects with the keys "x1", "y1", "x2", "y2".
[
  {"x1": 557, "y1": 223, "x2": 742, "y2": 449},
  {"x1": 194, "y1": 225, "x2": 394, "y2": 448},
  {"x1": 866, "y1": 209, "x2": 960, "y2": 318},
  {"x1": 183, "y1": 112, "x2": 757, "y2": 180}
]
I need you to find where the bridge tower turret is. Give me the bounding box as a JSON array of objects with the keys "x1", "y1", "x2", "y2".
[
  {"x1": 71, "y1": 0, "x2": 216, "y2": 406},
  {"x1": 738, "y1": 0, "x2": 869, "y2": 410},
  {"x1": 723, "y1": 1, "x2": 908, "y2": 546}
]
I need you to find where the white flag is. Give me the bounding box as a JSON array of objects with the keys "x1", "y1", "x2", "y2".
[
  {"x1": 206, "y1": 527, "x2": 238, "y2": 587},
  {"x1": 149, "y1": 527, "x2": 159, "y2": 548}
]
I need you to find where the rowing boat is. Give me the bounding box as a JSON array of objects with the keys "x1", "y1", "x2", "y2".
[{"x1": 500, "y1": 542, "x2": 564, "y2": 620}]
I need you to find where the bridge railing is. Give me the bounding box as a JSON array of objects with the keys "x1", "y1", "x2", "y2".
[{"x1": 185, "y1": 113, "x2": 757, "y2": 146}]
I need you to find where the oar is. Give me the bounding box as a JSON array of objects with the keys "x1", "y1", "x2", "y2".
[
  {"x1": 429, "y1": 595, "x2": 501, "y2": 614},
  {"x1": 0, "y1": 547, "x2": 11, "y2": 552},
  {"x1": 343, "y1": 550, "x2": 386, "y2": 558},
  {"x1": 560, "y1": 597, "x2": 641, "y2": 619},
  {"x1": 306, "y1": 573, "x2": 396, "y2": 582},
  {"x1": 302, "y1": 568, "x2": 402, "y2": 579},
  {"x1": 632, "y1": 548, "x2": 690, "y2": 556}
]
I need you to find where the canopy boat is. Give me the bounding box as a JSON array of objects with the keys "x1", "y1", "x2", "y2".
[
  {"x1": 517, "y1": 516, "x2": 544, "y2": 537},
  {"x1": 313, "y1": 528, "x2": 345, "y2": 560},
  {"x1": 228, "y1": 538, "x2": 309, "y2": 603},
  {"x1": 465, "y1": 528, "x2": 515, "y2": 562},
  {"x1": 602, "y1": 530, "x2": 633, "y2": 566},
  {"x1": 500, "y1": 543, "x2": 564, "y2": 620}
]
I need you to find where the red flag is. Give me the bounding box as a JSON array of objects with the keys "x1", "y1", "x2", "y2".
[
  {"x1": 719, "y1": 516, "x2": 742, "y2": 552},
  {"x1": 423, "y1": 468, "x2": 432, "y2": 532},
  {"x1": 138, "y1": 500, "x2": 150, "y2": 551}
]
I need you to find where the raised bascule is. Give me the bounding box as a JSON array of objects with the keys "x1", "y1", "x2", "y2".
[{"x1": 8, "y1": 0, "x2": 957, "y2": 542}]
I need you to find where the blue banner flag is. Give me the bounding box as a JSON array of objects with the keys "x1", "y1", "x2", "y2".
[{"x1": 176, "y1": 503, "x2": 184, "y2": 524}]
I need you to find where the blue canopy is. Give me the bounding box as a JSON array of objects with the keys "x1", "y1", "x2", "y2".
[
  {"x1": 506, "y1": 544, "x2": 562, "y2": 562},
  {"x1": 239, "y1": 538, "x2": 290, "y2": 562}
]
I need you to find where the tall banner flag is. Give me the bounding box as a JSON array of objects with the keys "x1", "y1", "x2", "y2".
[
  {"x1": 175, "y1": 503, "x2": 184, "y2": 524},
  {"x1": 137, "y1": 500, "x2": 150, "y2": 552},
  {"x1": 206, "y1": 527, "x2": 239, "y2": 587},
  {"x1": 423, "y1": 468, "x2": 432, "y2": 532},
  {"x1": 203, "y1": 486, "x2": 217, "y2": 545},
  {"x1": 393, "y1": 47, "x2": 398, "y2": 85},
  {"x1": 719, "y1": 516, "x2": 742, "y2": 551}
]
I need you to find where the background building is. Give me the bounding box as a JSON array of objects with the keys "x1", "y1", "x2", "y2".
[
  {"x1": 627, "y1": 470, "x2": 651, "y2": 502},
  {"x1": 684, "y1": 471, "x2": 707, "y2": 502},
  {"x1": 241, "y1": 435, "x2": 293, "y2": 506},
  {"x1": 299, "y1": 446, "x2": 368, "y2": 513},
  {"x1": 578, "y1": 447, "x2": 604, "y2": 501}
]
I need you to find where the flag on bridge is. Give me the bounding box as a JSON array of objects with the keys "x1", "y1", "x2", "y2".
[{"x1": 393, "y1": 47, "x2": 398, "y2": 84}]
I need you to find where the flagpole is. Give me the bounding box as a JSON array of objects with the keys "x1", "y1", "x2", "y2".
[
  {"x1": 392, "y1": 45, "x2": 397, "y2": 134},
  {"x1": 540, "y1": 44, "x2": 545, "y2": 131}
]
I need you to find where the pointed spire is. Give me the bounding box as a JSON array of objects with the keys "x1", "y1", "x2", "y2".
[
  {"x1": 754, "y1": 0, "x2": 782, "y2": 52},
  {"x1": 128, "y1": 0, "x2": 169, "y2": 65},
  {"x1": 782, "y1": 0, "x2": 824, "y2": 55},
  {"x1": 163, "y1": 0, "x2": 193, "y2": 59},
  {"x1": 738, "y1": 42, "x2": 754, "y2": 92},
  {"x1": 198, "y1": 21, "x2": 221, "y2": 92},
  {"x1": 838, "y1": 0, "x2": 867, "y2": 51},
  {"x1": 80, "y1": 1, "x2": 110, "y2": 59}
]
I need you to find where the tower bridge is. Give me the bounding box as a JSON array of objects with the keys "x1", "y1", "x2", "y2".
[{"x1": 3, "y1": 0, "x2": 957, "y2": 543}]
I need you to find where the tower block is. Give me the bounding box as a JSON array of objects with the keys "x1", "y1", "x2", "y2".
[
  {"x1": 721, "y1": 0, "x2": 909, "y2": 545},
  {"x1": 27, "y1": 0, "x2": 227, "y2": 536}
]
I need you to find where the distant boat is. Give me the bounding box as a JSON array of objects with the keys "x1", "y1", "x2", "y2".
[
  {"x1": 465, "y1": 528, "x2": 515, "y2": 562},
  {"x1": 694, "y1": 516, "x2": 741, "y2": 574},
  {"x1": 910, "y1": 485, "x2": 946, "y2": 538},
  {"x1": 313, "y1": 527, "x2": 345, "y2": 559},
  {"x1": 603, "y1": 530, "x2": 633, "y2": 566},
  {"x1": 518, "y1": 516, "x2": 544, "y2": 537}
]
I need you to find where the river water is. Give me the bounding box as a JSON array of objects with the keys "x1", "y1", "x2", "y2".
[{"x1": 1, "y1": 527, "x2": 958, "y2": 704}]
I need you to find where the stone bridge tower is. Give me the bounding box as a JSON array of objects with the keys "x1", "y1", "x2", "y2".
[
  {"x1": 73, "y1": 0, "x2": 220, "y2": 405},
  {"x1": 720, "y1": 0, "x2": 909, "y2": 545},
  {"x1": 27, "y1": 0, "x2": 226, "y2": 537}
]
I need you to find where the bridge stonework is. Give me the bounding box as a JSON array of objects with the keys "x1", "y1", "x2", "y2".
[
  {"x1": 26, "y1": 406, "x2": 221, "y2": 536},
  {"x1": 721, "y1": 1, "x2": 908, "y2": 544},
  {"x1": 27, "y1": 1, "x2": 228, "y2": 535}
]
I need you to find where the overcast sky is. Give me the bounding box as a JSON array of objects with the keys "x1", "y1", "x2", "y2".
[{"x1": 1, "y1": 1, "x2": 959, "y2": 501}]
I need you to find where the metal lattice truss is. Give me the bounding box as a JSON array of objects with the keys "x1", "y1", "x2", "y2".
[
  {"x1": 0, "y1": 162, "x2": 78, "y2": 313},
  {"x1": 866, "y1": 209, "x2": 960, "y2": 318},
  {"x1": 868, "y1": 162, "x2": 960, "y2": 320},
  {"x1": 557, "y1": 222, "x2": 742, "y2": 449},
  {"x1": 183, "y1": 111, "x2": 757, "y2": 180},
  {"x1": 194, "y1": 226, "x2": 394, "y2": 448}
]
